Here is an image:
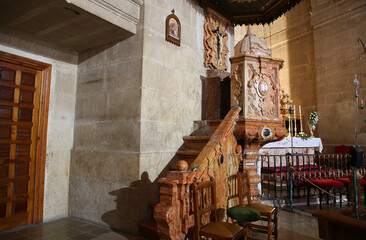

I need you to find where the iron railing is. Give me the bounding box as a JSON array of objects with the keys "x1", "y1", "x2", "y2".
[{"x1": 260, "y1": 154, "x2": 366, "y2": 199}]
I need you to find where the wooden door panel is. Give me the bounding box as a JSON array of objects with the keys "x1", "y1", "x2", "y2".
[
  {"x1": 0, "y1": 126, "x2": 11, "y2": 139},
  {"x1": 0, "y1": 51, "x2": 51, "y2": 230},
  {"x1": 14, "y1": 163, "x2": 29, "y2": 177},
  {"x1": 0, "y1": 87, "x2": 14, "y2": 101},
  {"x1": 0, "y1": 145, "x2": 10, "y2": 158},
  {"x1": 0, "y1": 165, "x2": 8, "y2": 178},
  {"x1": 16, "y1": 127, "x2": 32, "y2": 141},
  {"x1": 0, "y1": 68, "x2": 16, "y2": 83},
  {"x1": 0, "y1": 203, "x2": 5, "y2": 218},
  {"x1": 20, "y1": 72, "x2": 36, "y2": 87},
  {"x1": 18, "y1": 108, "x2": 33, "y2": 122},
  {"x1": 0, "y1": 107, "x2": 13, "y2": 119},
  {"x1": 19, "y1": 90, "x2": 34, "y2": 103},
  {"x1": 0, "y1": 62, "x2": 40, "y2": 230}
]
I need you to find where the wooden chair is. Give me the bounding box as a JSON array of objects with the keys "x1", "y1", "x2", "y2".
[
  {"x1": 238, "y1": 171, "x2": 278, "y2": 240},
  {"x1": 193, "y1": 179, "x2": 244, "y2": 240}
]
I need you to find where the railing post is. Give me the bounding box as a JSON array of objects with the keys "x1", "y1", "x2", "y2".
[
  {"x1": 352, "y1": 167, "x2": 359, "y2": 219},
  {"x1": 288, "y1": 162, "x2": 294, "y2": 211}
]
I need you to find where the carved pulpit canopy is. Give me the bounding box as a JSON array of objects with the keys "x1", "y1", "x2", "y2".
[{"x1": 198, "y1": 0, "x2": 304, "y2": 25}]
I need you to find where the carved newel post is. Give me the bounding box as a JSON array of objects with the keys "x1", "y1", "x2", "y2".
[{"x1": 230, "y1": 26, "x2": 287, "y2": 202}]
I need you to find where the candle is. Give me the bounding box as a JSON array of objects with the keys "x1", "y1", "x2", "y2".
[
  {"x1": 299, "y1": 105, "x2": 303, "y2": 132},
  {"x1": 294, "y1": 105, "x2": 297, "y2": 135},
  {"x1": 288, "y1": 113, "x2": 291, "y2": 137}
]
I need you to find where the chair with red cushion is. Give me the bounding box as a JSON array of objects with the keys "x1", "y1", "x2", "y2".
[
  {"x1": 307, "y1": 179, "x2": 344, "y2": 209},
  {"x1": 361, "y1": 179, "x2": 366, "y2": 205},
  {"x1": 334, "y1": 177, "x2": 351, "y2": 207},
  {"x1": 335, "y1": 145, "x2": 351, "y2": 154}
]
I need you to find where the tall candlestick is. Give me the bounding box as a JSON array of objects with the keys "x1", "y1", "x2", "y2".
[
  {"x1": 288, "y1": 114, "x2": 291, "y2": 137},
  {"x1": 294, "y1": 105, "x2": 297, "y2": 135},
  {"x1": 299, "y1": 105, "x2": 303, "y2": 132}
]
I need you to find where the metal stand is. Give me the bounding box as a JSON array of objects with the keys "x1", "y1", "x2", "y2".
[
  {"x1": 282, "y1": 106, "x2": 300, "y2": 213},
  {"x1": 354, "y1": 74, "x2": 360, "y2": 145},
  {"x1": 352, "y1": 167, "x2": 359, "y2": 219}
]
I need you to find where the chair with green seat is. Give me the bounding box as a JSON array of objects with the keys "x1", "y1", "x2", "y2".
[
  {"x1": 228, "y1": 171, "x2": 278, "y2": 240},
  {"x1": 193, "y1": 179, "x2": 245, "y2": 240},
  {"x1": 227, "y1": 172, "x2": 260, "y2": 238}
]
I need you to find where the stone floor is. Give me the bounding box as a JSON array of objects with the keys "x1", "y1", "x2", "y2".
[{"x1": 0, "y1": 204, "x2": 362, "y2": 240}]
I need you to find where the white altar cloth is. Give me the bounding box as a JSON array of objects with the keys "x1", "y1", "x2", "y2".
[
  {"x1": 260, "y1": 137, "x2": 323, "y2": 153},
  {"x1": 259, "y1": 137, "x2": 323, "y2": 167}
]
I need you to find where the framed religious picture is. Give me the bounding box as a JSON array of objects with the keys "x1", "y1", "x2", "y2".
[{"x1": 165, "y1": 10, "x2": 181, "y2": 46}]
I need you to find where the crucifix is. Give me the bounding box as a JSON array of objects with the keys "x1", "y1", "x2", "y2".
[{"x1": 212, "y1": 26, "x2": 226, "y2": 60}]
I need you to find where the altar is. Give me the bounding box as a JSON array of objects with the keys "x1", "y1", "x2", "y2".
[
  {"x1": 260, "y1": 137, "x2": 323, "y2": 154},
  {"x1": 259, "y1": 137, "x2": 323, "y2": 167}
]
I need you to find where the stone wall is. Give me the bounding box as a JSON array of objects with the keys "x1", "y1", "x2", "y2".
[
  {"x1": 234, "y1": 0, "x2": 366, "y2": 152},
  {"x1": 0, "y1": 40, "x2": 77, "y2": 221},
  {"x1": 265, "y1": 0, "x2": 316, "y2": 122},
  {"x1": 311, "y1": 0, "x2": 366, "y2": 152},
  {"x1": 139, "y1": 0, "x2": 206, "y2": 231},
  {"x1": 69, "y1": 0, "x2": 217, "y2": 234},
  {"x1": 140, "y1": 0, "x2": 204, "y2": 181},
  {"x1": 69, "y1": 11, "x2": 143, "y2": 234}
]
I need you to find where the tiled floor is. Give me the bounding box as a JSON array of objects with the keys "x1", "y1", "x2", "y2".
[
  {"x1": 0, "y1": 204, "x2": 362, "y2": 240},
  {"x1": 0, "y1": 218, "x2": 135, "y2": 240}
]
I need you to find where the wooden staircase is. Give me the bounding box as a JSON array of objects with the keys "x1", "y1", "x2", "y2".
[
  {"x1": 138, "y1": 108, "x2": 243, "y2": 240},
  {"x1": 138, "y1": 135, "x2": 211, "y2": 239}
]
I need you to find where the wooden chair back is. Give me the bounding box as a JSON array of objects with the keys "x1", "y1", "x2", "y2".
[
  {"x1": 227, "y1": 174, "x2": 239, "y2": 207},
  {"x1": 238, "y1": 171, "x2": 252, "y2": 206},
  {"x1": 193, "y1": 180, "x2": 218, "y2": 236}
]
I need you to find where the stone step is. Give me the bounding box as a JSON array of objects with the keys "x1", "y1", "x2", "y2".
[
  {"x1": 183, "y1": 136, "x2": 210, "y2": 151},
  {"x1": 138, "y1": 220, "x2": 159, "y2": 240}
]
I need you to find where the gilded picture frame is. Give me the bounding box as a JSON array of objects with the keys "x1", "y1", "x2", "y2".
[{"x1": 165, "y1": 11, "x2": 181, "y2": 46}]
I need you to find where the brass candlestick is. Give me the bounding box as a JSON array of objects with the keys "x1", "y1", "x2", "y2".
[
  {"x1": 299, "y1": 105, "x2": 303, "y2": 133},
  {"x1": 294, "y1": 105, "x2": 297, "y2": 135}
]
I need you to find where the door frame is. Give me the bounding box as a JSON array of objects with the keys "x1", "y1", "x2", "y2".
[{"x1": 0, "y1": 51, "x2": 51, "y2": 224}]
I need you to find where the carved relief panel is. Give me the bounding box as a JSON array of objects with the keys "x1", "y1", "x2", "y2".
[
  {"x1": 231, "y1": 56, "x2": 283, "y2": 120},
  {"x1": 204, "y1": 8, "x2": 230, "y2": 71}
]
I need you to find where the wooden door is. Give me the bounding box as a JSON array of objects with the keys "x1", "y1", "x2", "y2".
[{"x1": 0, "y1": 55, "x2": 48, "y2": 231}]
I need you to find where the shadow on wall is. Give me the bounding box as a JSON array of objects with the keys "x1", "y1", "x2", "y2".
[
  {"x1": 102, "y1": 172, "x2": 158, "y2": 234},
  {"x1": 100, "y1": 142, "x2": 187, "y2": 235}
]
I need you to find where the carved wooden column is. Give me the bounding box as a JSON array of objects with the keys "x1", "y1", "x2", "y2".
[{"x1": 230, "y1": 26, "x2": 287, "y2": 202}]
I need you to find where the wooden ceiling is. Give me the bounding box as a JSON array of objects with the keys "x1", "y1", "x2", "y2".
[{"x1": 198, "y1": 0, "x2": 304, "y2": 25}]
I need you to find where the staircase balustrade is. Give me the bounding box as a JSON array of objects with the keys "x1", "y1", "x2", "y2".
[{"x1": 153, "y1": 107, "x2": 243, "y2": 240}]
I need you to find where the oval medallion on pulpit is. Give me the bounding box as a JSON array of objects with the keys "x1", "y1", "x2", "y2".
[{"x1": 258, "y1": 79, "x2": 268, "y2": 97}]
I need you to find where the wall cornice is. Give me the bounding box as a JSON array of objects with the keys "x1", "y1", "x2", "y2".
[{"x1": 66, "y1": 0, "x2": 143, "y2": 34}]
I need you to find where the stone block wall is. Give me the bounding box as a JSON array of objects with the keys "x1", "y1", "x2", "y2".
[
  {"x1": 311, "y1": 0, "x2": 366, "y2": 152},
  {"x1": 138, "y1": 0, "x2": 206, "y2": 230},
  {"x1": 69, "y1": 13, "x2": 143, "y2": 233},
  {"x1": 140, "y1": 0, "x2": 204, "y2": 181},
  {"x1": 69, "y1": 0, "x2": 215, "y2": 234},
  {"x1": 0, "y1": 38, "x2": 78, "y2": 221},
  {"x1": 234, "y1": 0, "x2": 366, "y2": 152},
  {"x1": 265, "y1": 0, "x2": 316, "y2": 120}
]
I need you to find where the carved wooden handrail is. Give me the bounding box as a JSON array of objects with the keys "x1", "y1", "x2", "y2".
[{"x1": 154, "y1": 107, "x2": 242, "y2": 240}]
